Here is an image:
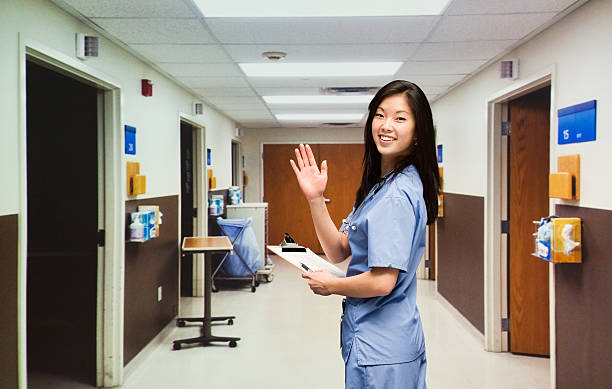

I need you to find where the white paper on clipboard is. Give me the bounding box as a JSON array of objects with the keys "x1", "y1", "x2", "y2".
[{"x1": 267, "y1": 245, "x2": 346, "y2": 278}]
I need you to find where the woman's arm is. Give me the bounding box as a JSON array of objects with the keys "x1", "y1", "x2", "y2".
[
  {"x1": 290, "y1": 144, "x2": 351, "y2": 263},
  {"x1": 303, "y1": 267, "x2": 399, "y2": 298}
]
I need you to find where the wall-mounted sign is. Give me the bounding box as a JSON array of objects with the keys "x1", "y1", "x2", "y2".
[
  {"x1": 207, "y1": 148, "x2": 211, "y2": 166},
  {"x1": 437, "y1": 145, "x2": 443, "y2": 163},
  {"x1": 125, "y1": 125, "x2": 136, "y2": 154},
  {"x1": 557, "y1": 100, "x2": 596, "y2": 144}
]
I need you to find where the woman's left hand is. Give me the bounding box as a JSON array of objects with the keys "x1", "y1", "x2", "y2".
[{"x1": 302, "y1": 270, "x2": 335, "y2": 296}]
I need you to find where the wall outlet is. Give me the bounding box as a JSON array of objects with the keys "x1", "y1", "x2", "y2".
[{"x1": 157, "y1": 286, "x2": 162, "y2": 302}]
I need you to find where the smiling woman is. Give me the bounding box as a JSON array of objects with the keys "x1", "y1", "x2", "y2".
[{"x1": 288, "y1": 80, "x2": 440, "y2": 388}]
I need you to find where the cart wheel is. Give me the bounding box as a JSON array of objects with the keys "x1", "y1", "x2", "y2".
[
  {"x1": 228, "y1": 318, "x2": 234, "y2": 325},
  {"x1": 251, "y1": 285, "x2": 256, "y2": 292},
  {"x1": 229, "y1": 341, "x2": 237, "y2": 348},
  {"x1": 177, "y1": 320, "x2": 185, "y2": 327},
  {"x1": 212, "y1": 285, "x2": 218, "y2": 293},
  {"x1": 266, "y1": 274, "x2": 274, "y2": 282},
  {"x1": 255, "y1": 280, "x2": 260, "y2": 287},
  {"x1": 173, "y1": 342, "x2": 182, "y2": 350}
]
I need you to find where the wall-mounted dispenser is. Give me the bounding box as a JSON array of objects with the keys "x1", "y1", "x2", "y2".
[
  {"x1": 533, "y1": 217, "x2": 581, "y2": 263},
  {"x1": 549, "y1": 154, "x2": 580, "y2": 200}
]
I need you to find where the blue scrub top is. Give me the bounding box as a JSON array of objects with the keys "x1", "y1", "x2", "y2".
[{"x1": 340, "y1": 165, "x2": 427, "y2": 366}]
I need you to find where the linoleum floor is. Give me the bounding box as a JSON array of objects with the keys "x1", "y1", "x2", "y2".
[{"x1": 121, "y1": 255, "x2": 549, "y2": 389}]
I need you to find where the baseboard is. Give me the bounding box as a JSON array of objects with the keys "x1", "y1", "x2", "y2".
[
  {"x1": 435, "y1": 290, "x2": 485, "y2": 343},
  {"x1": 124, "y1": 317, "x2": 177, "y2": 380}
]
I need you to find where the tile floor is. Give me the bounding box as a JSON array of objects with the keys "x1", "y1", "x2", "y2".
[{"x1": 120, "y1": 256, "x2": 549, "y2": 389}]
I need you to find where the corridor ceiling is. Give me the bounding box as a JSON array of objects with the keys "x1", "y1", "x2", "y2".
[{"x1": 52, "y1": 0, "x2": 583, "y2": 128}]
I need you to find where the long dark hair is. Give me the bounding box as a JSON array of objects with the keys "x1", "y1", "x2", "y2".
[{"x1": 355, "y1": 80, "x2": 440, "y2": 225}]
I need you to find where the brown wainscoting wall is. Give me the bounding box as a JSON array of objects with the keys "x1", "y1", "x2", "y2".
[
  {"x1": 125, "y1": 195, "x2": 179, "y2": 365},
  {"x1": 555, "y1": 205, "x2": 612, "y2": 389},
  {"x1": 0, "y1": 214, "x2": 19, "y2": 389},
  {"x1": 436, "y1": 193, "x2": 485, "y2": 333}
]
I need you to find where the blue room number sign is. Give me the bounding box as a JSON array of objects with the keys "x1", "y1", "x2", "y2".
[{"x1": 557, "y1": 100, "x2": 596, "y2": 144}]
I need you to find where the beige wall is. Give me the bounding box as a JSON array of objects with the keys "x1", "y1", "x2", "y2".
[
  {"x1": 431, "y1": 0, "x2": 612, "y2": 210},
  {"x1": 0, "y1": 0, "x2": 236, "y2": 216}
]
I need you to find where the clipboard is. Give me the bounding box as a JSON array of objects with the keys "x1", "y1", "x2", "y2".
[{"x1": 267, "y1": 245, "x2": 345, "y2": 278}]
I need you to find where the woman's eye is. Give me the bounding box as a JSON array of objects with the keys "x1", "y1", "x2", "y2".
[
  {"x1": 375, "y1": 113, "x2": 384, "y2": 118},
  {"x1": 396, "y1": 116, "x2": 406, "y2": 121}
]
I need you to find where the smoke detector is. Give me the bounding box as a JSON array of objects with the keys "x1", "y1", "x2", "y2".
[{"x1": 262, "y1": 51, "x2": 287, "y2": 61}]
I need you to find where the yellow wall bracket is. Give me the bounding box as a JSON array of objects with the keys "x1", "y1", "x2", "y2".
[{"x1": 549, "y1": 154, "x2": 580, "y2": 200}]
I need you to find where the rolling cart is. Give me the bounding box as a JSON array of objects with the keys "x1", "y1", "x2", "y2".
[{"x1": 212, "y1": 217, "x2": 261, "y2": 292}]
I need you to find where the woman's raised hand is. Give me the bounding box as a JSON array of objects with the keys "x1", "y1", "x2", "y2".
[{"x1": 290, "y1": 144, "x2": 328, "y2": 201}]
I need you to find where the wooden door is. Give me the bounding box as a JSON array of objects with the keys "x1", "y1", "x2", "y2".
[
  {"x1": 508, "y1": 86, "x2": 550, "y2": 356},
  {"x1": 264, "y1": 144, "x2": 323, "y2": 252},
  {"x1": 319, "y1": 144, "x2": 364, "y2": 231},
  {"x1": 263, "y1": 144, "x2": 364, "y2": 254}
]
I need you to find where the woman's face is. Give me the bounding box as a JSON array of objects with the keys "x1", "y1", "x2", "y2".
[{"x1": 371, "y1": 93, "x2": 416, "y2": 165}]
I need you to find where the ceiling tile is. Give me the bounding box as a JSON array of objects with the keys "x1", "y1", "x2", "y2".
[
  {"x1": 205, "y1": 16, "x2": 439, "y2": 44},
  {"x1": 254, "y1": 87, "x2": 323, "y2": 96},
  {"x1": 60, "y1": 0, "x2": 195, "y2": 17},
  {"x1": 176, "y1": 76, "x2": 250, "y2": 88},
  {"x1": 397, "y1": 60, "x2": 487, "y2": 75},
  {"x1": 196, "y1": 88, "x2": 257, "y2": 97},
  {"x1": 206, "y1": 96, "x2": 264, "y2": 105},
  {"x1": 393, "y1": 74, "x2": 466, "y2": 86},
  {"x1": 223, "y1": 43, "x2": 419, "y2": 62},
  {"x1": 129, "y1": 44, "x2": 232, "y2": 63},
  {"x1": 420, "y1": 85, "x2": 452, "y2": 95},
  {"x1": 446, "y1": 0, "x2": 579, "y2": 15},
  {"x1": 91, "y1": 18, "x2": 214, "y2": 44},
  {"x1": 428, "y1": 13, "x2": 556, "y2": 42},
  {"x1": 238, "y1": 121, "x2": 281, "y2": 128},
  {"x1": 157, "y1": 63, "x2": 242, "y2": 77},
  {"x1": 413, "y1": 40, "x2": 515, "y2": 60},
  {"x1": 221, "y1": 110, "x2": 274, "y2": 119},
  {"x1": 213, "y1": 102, "x2": 267, "y2": 110}
]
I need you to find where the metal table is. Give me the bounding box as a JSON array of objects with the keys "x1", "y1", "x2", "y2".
[{"x1": 173, "y1": 236, "x2": 240, "y2": 349}]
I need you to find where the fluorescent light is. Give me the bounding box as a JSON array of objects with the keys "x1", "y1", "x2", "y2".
[
  {"x1": 240, "y1": 62, "x2": 401, "y2": 77},
  {"x1": 194, "y1": 0, "x2": 450, "y2": 17},
  {"x1": 264, "y1": 95, "x2": 374, "y2": 104},
  {"x1": 275, "y1": 113, "x2": 364, "y2": 122}
]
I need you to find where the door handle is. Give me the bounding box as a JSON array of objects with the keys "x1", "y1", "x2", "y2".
[{"x1": 324, "y1": 198, "x2": 331, "y2": 203}]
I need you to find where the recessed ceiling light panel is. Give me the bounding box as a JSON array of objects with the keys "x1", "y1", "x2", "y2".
[
  {"x1": 240, "y1": 62, "x2": 402, "y2": 77},
  {"x1": 195, "y1": 0, "x2": 451, "y2": 17},
  {"x1": 264, "y1": 95, "x2": 373, "y2": 104},
  {"x1": 275, "y1": 113, "x2": 365, "y2": 122}
]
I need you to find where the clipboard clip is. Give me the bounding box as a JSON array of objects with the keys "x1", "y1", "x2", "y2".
[{"x1": 280, "y1": 233, "x2": 306, "y2": 252}]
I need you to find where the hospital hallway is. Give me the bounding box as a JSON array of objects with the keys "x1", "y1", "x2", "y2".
[{"x1": 117, "y1": 256, "x2": 549, "y2": 389}]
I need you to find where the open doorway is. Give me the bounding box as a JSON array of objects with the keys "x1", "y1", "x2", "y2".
[
  {"x1": 25, "y1": 60, "x2": 100, "y2": 388},
  {"x1": 179, "y1": 120, "x2": 205, "y2": 297}
]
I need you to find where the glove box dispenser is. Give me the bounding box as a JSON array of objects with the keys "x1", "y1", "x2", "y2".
[{"x1": 533, "y1": 217, "x2": 582, "y2": 263}]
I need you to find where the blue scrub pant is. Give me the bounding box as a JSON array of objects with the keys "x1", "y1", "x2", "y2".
[{"x1": 345, "y1": 343, "x2": 427, "y2": 389}]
